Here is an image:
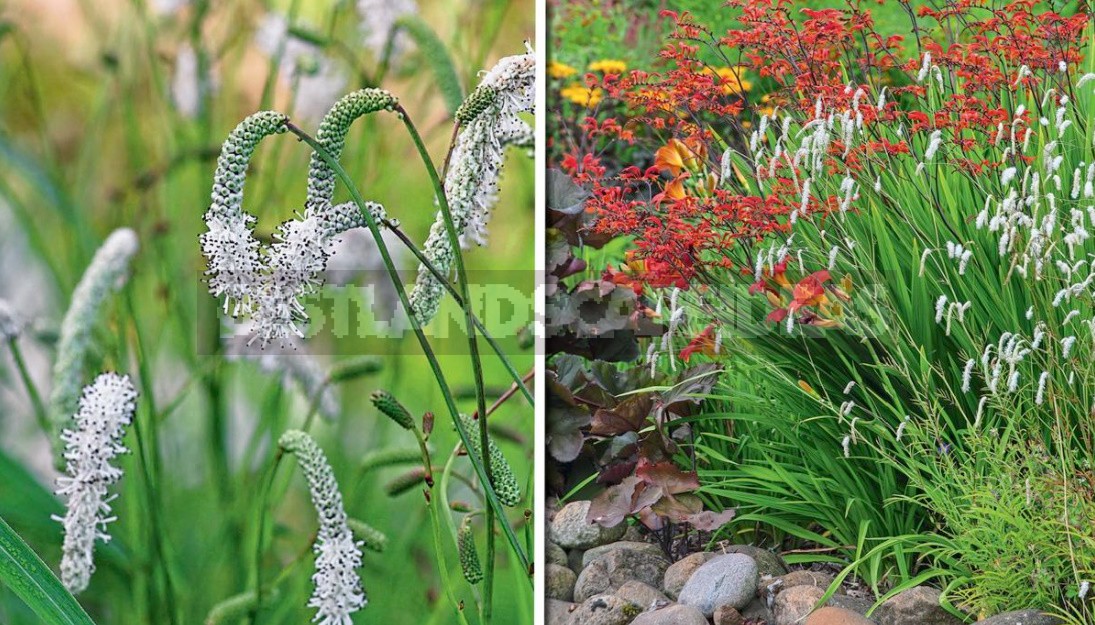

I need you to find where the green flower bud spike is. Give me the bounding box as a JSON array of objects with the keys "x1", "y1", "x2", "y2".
[
  {"x1": 458, "y1": 516, "x2": 483, "y2": 585},
  {"x1": 371, "y1": 389, "x2": 415, "y2": 430},
  {"x1": 459, "y1": 413, "x2": 521, "y2": 507}
]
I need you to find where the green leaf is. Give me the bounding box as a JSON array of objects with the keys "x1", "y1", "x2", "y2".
[
  {"x1": 0, "y1": 515, "x2": 96, "y2": 625},
  {"x1": 392, "y1": 17, "x2": 464, "y2": 117}
]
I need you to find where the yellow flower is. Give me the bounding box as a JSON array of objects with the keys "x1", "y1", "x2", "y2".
[
  {"x1": 560, "y1": 84, "x2": 603, "y2": 107},
  {"x1": 756, "y1": 94, "x2": 777, "y2": 117},
  {"x1": 709, "y1": 66, "x2": 752, "y2": 95},
  {"x1": 588, "y1": 59, "x2": 627, "y2": 74},
  {"x1": 548, "y1": 61, "x2": 578, "y2": 79}
]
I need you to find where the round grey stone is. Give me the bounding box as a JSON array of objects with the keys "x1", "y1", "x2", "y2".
[
  {"x1": 874, "y1": 586, "x2": 964, "y2": 625},
  {"x1": 574, "y1": 544, "x2": 671, "y2": 602},
  {"x1": 551, "y1": 501, "x2": 627, "y2": 550},
  {"x1": 614, "y1": 580, "x2": 669, "y2": 611},
  {"x1": 721, "y1": 544, "x2": 789, "y2": 579},
  {"x1": 663, "y1": 552, "x2": 717, "y2": 599},
  {"x1": 547, "y1": 541, "x2": 568, "y2": 566},
  {"x1": 547, "y1": 599, "x2": 576, "y2": 625},
  {"x1": 677, "y1": 553, "x2": 759, "y2": 616},
  {"x1": 547, "y1": 563, "x2": 578, "y2": 602},
  {"x1": 631, "y1": 604, "x2": 708, "y2": 625},
  {"x1": 583, "y1": 541, "x2": 666, "y2": 569}
]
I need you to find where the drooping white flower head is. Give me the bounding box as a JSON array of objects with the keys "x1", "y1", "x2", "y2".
[
  {"x1": 49, "y1": 229, "x2": 139, "y2": 438},
  {"x1": 355, "y1": 0, "x2": 417, "y2": 63},
  {"x1": 279, "y1": 430, "x2": 365, "y2": 624},
  {"x1": 53, "y1": 373, "x2": 138, "y2": 594},
  {"x1": 408, "y1": 47, "x2": 535, "y2": 325},
  {"x1": 0, "y1": 298, "x2": 23, "y2": 341},
  {"x1": 201, "y1": 90, "x2": 398, "y2": 345}
]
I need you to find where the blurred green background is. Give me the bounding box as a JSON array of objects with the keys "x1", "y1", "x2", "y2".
[{"x1": 0, "y1": 0, "x2": 534, "y2": 623}]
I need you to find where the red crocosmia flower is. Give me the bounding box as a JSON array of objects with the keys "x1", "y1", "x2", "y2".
[
  {"x1": 789, "y1": 270, "x2": 831, "y2": 311},
  {"x1": 680, "y1": 323, "x2": 718, "y2": 362}
]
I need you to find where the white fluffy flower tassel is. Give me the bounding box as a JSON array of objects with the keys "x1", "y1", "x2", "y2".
[
  {"x1": 53, "y1": 373, "x2": 138, "y2": 594},
  {"x1": 279, "y1": 430, "x2": 365, "y2": 624}
]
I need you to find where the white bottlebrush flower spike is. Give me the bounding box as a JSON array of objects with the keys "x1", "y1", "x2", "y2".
[
  {"x1": 408, "y1": 47, "x2": 535, "y2": 325},
  {"x1": 54, "y1": 373, "x2": 138, "y2": 594},
  {"x1": 356, "y1": 0, "x2": 417, "y2": 63},
  {"x1": 49, "y1": 229, "x2": 139, "y2": 437},
  {"x1": 279, "y1": 430, "x2": 365, "y2": 625}
]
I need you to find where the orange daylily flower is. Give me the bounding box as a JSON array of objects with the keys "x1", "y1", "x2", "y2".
[
  {"x1": 789, "y1": 270, "x2": 831, "y2": 311},
  {"x1": 654, "y1": 138, "x2": 705, "y2": 176},
  {"x1": 663, "y1": 176, "x2": 687, "y2": 200}
]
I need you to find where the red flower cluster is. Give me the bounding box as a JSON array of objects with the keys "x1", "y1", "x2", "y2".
[{"x1": 554, "y1": 0, "x2": 1090, "y2": 306}]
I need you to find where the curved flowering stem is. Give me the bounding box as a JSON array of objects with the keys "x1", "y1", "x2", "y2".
[
  {"x1": 306, "y1": 88, "x2": 532, "y2": 404},
  {"x1": 283, "y1": 122, "x2": 531, "y2": 581},
  {"x1": 401, "y1": 77, "x2": 537, "y2": 595}
]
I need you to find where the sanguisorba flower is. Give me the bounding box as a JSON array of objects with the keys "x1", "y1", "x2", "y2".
[
  {"x1": 588, "y1": 59, "x2": 627, "y2": 74},
  {"x1": 200, "y1": 110, "x2": 287, "y2": 319},
  {"x1": 408, "y1": 47, "x2": 534, "y2": 325},
  {"x1": 54, "y1": 373, "x2": 138, "y2": 594},
  {"x1": 49, "y1": 228, "x2": 139, "y2": 440},
  {"x1": 202, "y1": 91, "x2": 397, "y2": 344},
  {"x1": 279, "y1": 430, "x2": 366, "y2": 625}
]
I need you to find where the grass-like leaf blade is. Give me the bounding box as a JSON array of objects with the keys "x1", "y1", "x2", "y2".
[
  {"x1": 391, "y1": 17, "x2": 465, "y2": 117},
  {"x1": 0, "y1": 515, "x2": 96, "y2": 625}
]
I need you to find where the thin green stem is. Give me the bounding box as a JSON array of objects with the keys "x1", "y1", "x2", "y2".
[
  {"x1": 126, "y1": 293, "x2": 180, "y2": 625},
  {"x1": 284, "y1": 121, "x2": 531, "y2": 580},
  {"x1": 251, "y1": 450, "x2": 284, "y2": 620},
  {"x1": 6, "y1": 339, "x2": 49, "y2": 435},
  {"x1": 416, "y1": 425, "x2": 471, "y2": 625},
  {"x1": 382, "y1": 219, "x2": 532, "y2": 406},
  {"x1": 395, "y1": 104, "x2": 498, "y2": 619}
]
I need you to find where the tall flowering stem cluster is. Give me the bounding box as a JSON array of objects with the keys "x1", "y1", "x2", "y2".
[
  {"x1": 200, "y1": 92, "x2": 396, "y2": 344},
  {"x1": 54, "y1": 373, "x2": 138, "y2": 594}
]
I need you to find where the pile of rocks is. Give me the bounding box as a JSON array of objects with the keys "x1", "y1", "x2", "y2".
[{"x1": 546, "y1": 501, "x2": 1062, "y2": 625}]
